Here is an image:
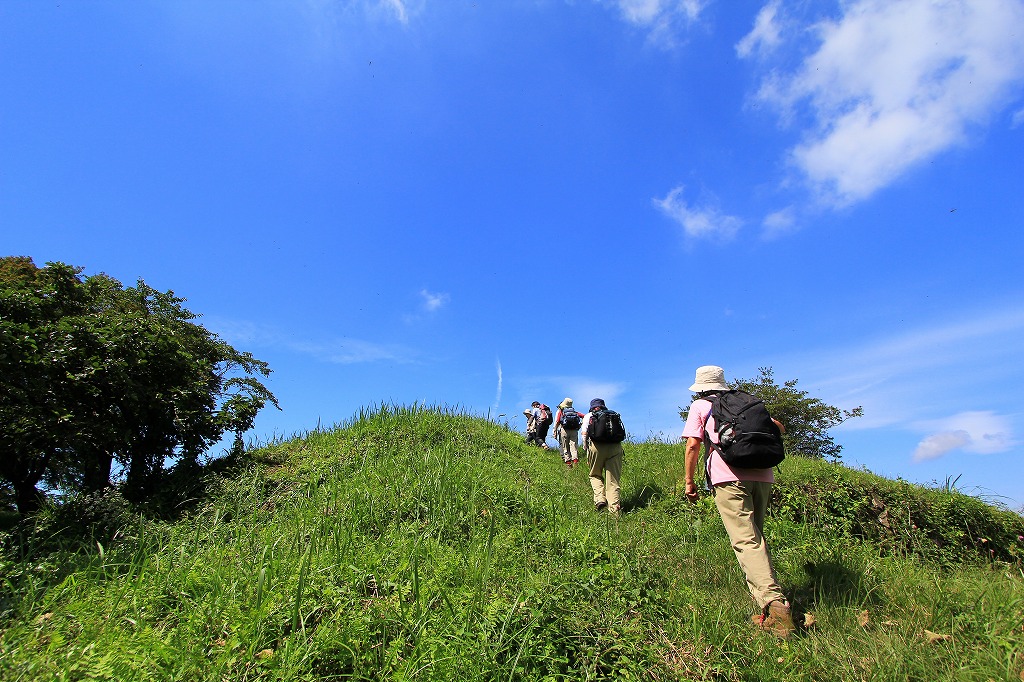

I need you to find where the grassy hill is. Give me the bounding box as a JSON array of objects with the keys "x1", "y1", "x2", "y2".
[{"x1": 2, "y1": 406, "x2": 1023, "y2": 681}]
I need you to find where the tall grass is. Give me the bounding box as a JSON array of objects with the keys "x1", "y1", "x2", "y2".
[{"x1": 1, "y1": 404, "x2": 1023, "y2": 681}]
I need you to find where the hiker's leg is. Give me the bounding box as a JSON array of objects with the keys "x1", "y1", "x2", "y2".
[
  {"x1": 750, "y1": 480, "x2": 783, "y2": 595},
  {"x1": 750, "y1": 481, "x2": 771, "y2": 535},
  {"x1": 603, "y1": 448, "x2": 622, "y2": 513},
  {"x1": 587, "y1": 442, "x2": 607, "y2": 506},
  {"x1": 713, "y1": 481, "x2": 785, "y2": 609},
  {"x1": 561, "y1": 430, "x2": 577, "y2": 462},
  {"x1": 566, "y1": 430, "x2": 579, "y2": 462}
]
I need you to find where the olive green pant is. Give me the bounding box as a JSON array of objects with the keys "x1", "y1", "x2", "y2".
[
  {"x1": 712, "y1": 480, "x2": 786, "y2": 609},
  {"x1": 586, "y1": 441, "x2": 623, "y2": 512}
]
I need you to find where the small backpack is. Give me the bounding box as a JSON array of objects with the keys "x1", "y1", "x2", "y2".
[
  {"x1": 560, "y1": 407, "x2": 582, "y2": 430},
  {"x1": 536, "y1": 404, "x2": 553, "y2": 427},
  {"x1": 589, "y1": 409, "x2": 626, "y2": 443},
  {"x1": 704, "y1": 390, "x2": 785, "y2": 469}
]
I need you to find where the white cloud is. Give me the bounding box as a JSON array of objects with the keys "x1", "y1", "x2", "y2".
[
  {"x1": 654, "y1": 185, "x2": 743, "y2": 239},
  {"x1": 913, "y1": 411, "x2": 1015, "y2": 461},
  {"x1": 755, "y1": 0, "x2": 1024, "y2": 206},
  {"x1": 736, "y1": 1, "x2": 782, "y2": 59},
  {"x1": 519, "y1": 375, "x2": 627, "y2": 410},
  {"x1": 566, "y1": 380, "x2": 627, "y2": 406},
  {"x1": 493, "y1": 359, "x2": 503, "y2": 415},
  {"x1": 761, "y1": 206, "x2": 796, "y2": 238},
  {"x1": 380, "y1": 0, "x2": 408, "y2": 24},
  {"x1": 1013, "y1": 107, "x2": 1024, "y2": 127},
  {"x1": 419, "y1": 289, "x2": 450, "y2": 313},
  {"x1": 614, "y1": 0, "x2": 703, "y2": 24},
  {"x1": 608, "y1": 0, "x2": 706, "y2": 45},
  {"x1": 912, "y1": 430, "x2": 972, "y2": 462}
]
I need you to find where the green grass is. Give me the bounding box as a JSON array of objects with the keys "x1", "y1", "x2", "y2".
[{"x1": 2, "y1": 404, "x2": 1023, "y2": 681}]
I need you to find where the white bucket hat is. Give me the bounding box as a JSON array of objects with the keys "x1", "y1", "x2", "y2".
[
  {"x1": 689, "y1": 365, "x2": 729, "y2": 392},
  {"x1": 558, "y1": 397, "x2": 573, "y2": 409}
]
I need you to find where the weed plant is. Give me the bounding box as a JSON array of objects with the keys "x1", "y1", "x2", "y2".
[{"x1": 1, "y1": 404, "x2": 1023, "y2": 681}]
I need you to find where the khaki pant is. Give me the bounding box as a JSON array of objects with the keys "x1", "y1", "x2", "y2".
[
  {"x1": 586, "y1": 440, "x2": 623, "y2": 512},
  {"x1": 712, "y1": 480, "x2": 786, "y2": 609},
  {"x1": 557, "y1": 427, "x2": 580, "y2": 463}
]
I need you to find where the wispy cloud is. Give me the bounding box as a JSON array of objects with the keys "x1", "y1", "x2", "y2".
[
  {"x1": 814, "y1": 307, "x2": 1024, "y2": 390},
  {"x1": 567, "y1": 379, "x2": 626, "y2": 406},
  {"x1": 747, "y1": 0, "x2": 1024, "y2": 206},
  {"x1": 494, "y1": 359, "x2": 504, "y2": 415},
  {"x1": 517, "y1": 375, "x2": 627, "y2": 411},
  {"x1": 380, "y1": 0, "x2": 409, "y2": 25},
  {"x1": 792, "y1": 308, "x2": 1024, "y2": 428},
  {"x1": 654, "y1": 185, "x2": 743, "y2": 240},
  {"x1": 403, "y1": 289, "x2": 451, "y2": 324},
  {"x1": 208, "y1": 318, "x2": 417, "y2": 364},
  {"x1": 311, "y1": 0, "x2": 414, "y2": 24},
  {"x1": 912, "y1": 411, "x2": 1016, "y2": 461},
  {"x1": 735, "y1": 0, "x2": 782, "y2": 59},
  {"x1": 612, "y1": 0, "x2": 704, "y2": 24},
  {"x1": 649, "y1": 307, "x2": 1024, "y2": 464},
  {"x1": 761, "y1": 206, "x2": 796, "y2": 238},
  {"x1": 289, "y1": 338, "x2": 414, "y2": 364},
  {"x1": 419, "y1": 289, "x2": 450, "y2": 313},
  {"x1": 606, "y1": 0, "x2": 706, "y2": 46}
]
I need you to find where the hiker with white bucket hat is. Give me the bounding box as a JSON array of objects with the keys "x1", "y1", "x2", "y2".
[{"x1": 681, "y1": 365, "x2": 795, "y2": 638}]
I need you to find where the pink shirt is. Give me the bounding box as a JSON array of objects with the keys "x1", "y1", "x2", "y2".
[{"x1": 681, "y1": 399, "x2": 774, "y2": 486}]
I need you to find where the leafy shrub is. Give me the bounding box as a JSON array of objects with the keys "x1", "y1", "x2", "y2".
[{"x1": 774, "y1": 461, "x2": 1024, "y2": 564}]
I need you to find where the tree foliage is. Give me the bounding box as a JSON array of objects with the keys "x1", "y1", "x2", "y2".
[
  {"x1": 681, "y1": 366, "x2": 863, "y2": 461},
  {"x1": 0, "y1": 257, "x2": 279, "y2": 513}
]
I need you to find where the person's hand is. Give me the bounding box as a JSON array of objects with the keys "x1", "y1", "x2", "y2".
[{"x1": 685, "y1": 481, "x2": 699, "y2": 503}]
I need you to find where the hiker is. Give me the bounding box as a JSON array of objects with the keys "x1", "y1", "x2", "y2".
[
  {"x1": 681, "y1": 365, "x2": 795, "y2": 638},
  {"x1": 522, "y1": 404, "x2": 537, "y2": 444},
  {"x1": 580, "y1": 398, "x2": 625, "y2": 514},
  {"x1": 553, "y1": 397, "x2": 582, "y2": 467},
  {"x1": 524, "y1": 401, "x2": 552, "y2": 449}
]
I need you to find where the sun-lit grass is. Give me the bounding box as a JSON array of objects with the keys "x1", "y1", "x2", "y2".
[{"x1": 2, "y1": 404, "x2": 1023, "y2": 680}]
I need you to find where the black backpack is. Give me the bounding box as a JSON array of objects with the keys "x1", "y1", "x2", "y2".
[
  {"x1": 704, "y1": 390, "x2": 785, "y2": 469},
  {"x1": 560, "y1": 407, "x2": 582, "y2": 430},
  {"x1": 589, "y1": 409, "x2": 626, "y2": 443}
]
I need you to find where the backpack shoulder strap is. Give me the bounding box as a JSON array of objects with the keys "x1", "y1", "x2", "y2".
[{"x1": 699, "y1": 394, "x2": 722, "y2": 491}]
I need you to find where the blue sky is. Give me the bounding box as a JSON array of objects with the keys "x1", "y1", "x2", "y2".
[{"x1": 3, "y1": 1, "x2": 1024, "y2": 509}]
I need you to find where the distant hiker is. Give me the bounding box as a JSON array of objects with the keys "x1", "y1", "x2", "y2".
[
  {"x1": 580, "y1": 398, "x2": 626, "y2": 514},
  {"x1": 681, "y1": 365, "x2": 795, "y2": 639},
  {"x1": 553, "y1": 397, "x2": 582, "y2": 467},
  {"x1": 522, "y1": 404, "x2": 537, "y2": 444},
  {"x1": 534, "y1": 402, "x2": 553, "y2": 449},
  {"x1": 524, "y1": 401, "x2": 552, "y2": 449}
]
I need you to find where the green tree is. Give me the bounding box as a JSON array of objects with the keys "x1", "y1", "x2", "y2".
[
  {"x1": 0, "y1": 257, "x2": 279, "y2": 513},
  {"x1": 680, "y1": 367, "x2": 863, "y2": 460}
]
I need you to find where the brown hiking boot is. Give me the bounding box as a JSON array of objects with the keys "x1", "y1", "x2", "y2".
[{"x1": 752, "y1": 600, "x2": 795, "y2": 639}]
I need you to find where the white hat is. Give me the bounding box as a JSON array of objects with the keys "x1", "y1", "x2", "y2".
[
  {"x1": 689, "y1": 365, "x2": 728, "y2": 392},
  {"x1": 558, "y1": 397, "x2": 573, "y2": 408}
]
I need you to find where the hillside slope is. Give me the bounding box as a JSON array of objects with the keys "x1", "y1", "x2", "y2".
[{"x1": 2, "y1": 406, "x2": 1023, "y2": 681}]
